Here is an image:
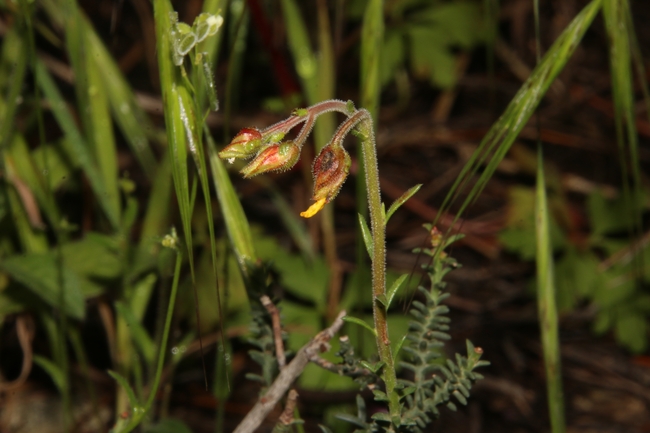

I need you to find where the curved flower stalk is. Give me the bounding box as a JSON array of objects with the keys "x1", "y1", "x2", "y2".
[{"x1": 219, "y1": 100, "x2": 404, "y2": 421}]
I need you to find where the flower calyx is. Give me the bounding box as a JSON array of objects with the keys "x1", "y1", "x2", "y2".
[
  {"x1": 218, "y1": 128, "x2": 264, "y2": 162},
  {"x1": 301, "y1": 142, "x2": 351, "y2": 218},
  {"x1": 240, "y1": 140, "x2": 301, "y2": 178}
]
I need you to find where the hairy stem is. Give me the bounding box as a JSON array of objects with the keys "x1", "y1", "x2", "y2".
[{"x1": 356, "y1": 111, "x2": 400, "y2": 420}]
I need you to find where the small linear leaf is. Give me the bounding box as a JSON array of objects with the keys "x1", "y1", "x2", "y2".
[
  {"x1": 108, "y1": 370, "x2": 140, "y2": 410},
  {"x1": 342, "y1": 315, "x2": 377, "y2": 336},
  {"x1": 385, "y1": 184, "x2": 422, "y2": 224},
  {"x1": 358, "y1": 213, "x2": 373, "y2": 258},
  {"x1": 33, "y1": 355, "x2": 66, "y2": 394},
  {"x1": 386, "y1": 274, "x2": 409, "y2": 308}
]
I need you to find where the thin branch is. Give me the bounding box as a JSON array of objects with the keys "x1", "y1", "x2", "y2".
[
  {"x1": 261, "y1": 295, "x2": 286, "y2": 369},
  {"x1": 233, "y1": 311, "x2": 346, "y2": 433}
]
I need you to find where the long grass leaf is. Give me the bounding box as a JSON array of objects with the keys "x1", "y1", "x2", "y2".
[
  {"x1": 281, "y1": 0, "x2": 318, "y2": 104},
  {"x1": 602, "y1": 0, "x2": 644, "y2": 273},
  {"x1": 35, "y1": 60, "x2": 120, "y2": 229},
  {"x1": 535, "y1": 146, "x2": 565, "y2": 433},
  {"x1": 0, "y1": 27, "x2": 28, "y2": 149},
  {"x1": 206, "y1": 132, "x2": 256, "y2": 270},
  {"x1": 436, "y1": 0, "x2": 602, "y2": 229},
  {"x1": 360, "y1": 0, "x2": 383, "y2": 122},
  {"x1": 6, "y1": 134, "x2": 60, "y2": 228},
  {"x1": 153, "y1": 0, "x2": 195, "y2": 279},
  {"x1": 65, "y1": 1, "x2": 121, "y2": 221},
  {"x1": 41, "y1": 0, "x2": 158, "y2": 179}
]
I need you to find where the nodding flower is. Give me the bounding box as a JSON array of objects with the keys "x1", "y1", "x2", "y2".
[
  {"x1": 218, "y1": 128, "x2": 264, "y2": 162},
  {"x1": 240, "y1": 141, "x2": 301, "y2": 178},
  {"x1": 300, "y1": 141, "x2": 350, "y2": 218}
]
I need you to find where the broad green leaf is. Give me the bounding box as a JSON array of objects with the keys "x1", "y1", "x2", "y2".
[
  {"x1": 59, "y1": 233, "x2": 122, "y2": 279},
  {"x1": 615, "y1": 310, "x2": 647, "y2": 353},
  {"x1": 255, "y1": 234, "x2": 328, "y2": 309},
  {"x1": 408, "y1": 27, "x2": 456, "y2": 88},
  {"x1": 1, "y1": 254, "x2": 85, "y2": 319},
  {"x1": 380, "y1": 30, "x2": 405, "y2": 88},
  {"x1": 416, "y1": 2, "x2": 485, "y2": 48}
]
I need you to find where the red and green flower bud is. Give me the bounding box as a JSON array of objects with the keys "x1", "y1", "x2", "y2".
[
  {"x1": 301, "y1": 142, "x2": 351, "y2": 218},
  {"x1": 218, "y1": 128, "x2": 264, "y2": 162},
  {"x1": 240, "y1": 141, "x2": 300, "y2": 178}
]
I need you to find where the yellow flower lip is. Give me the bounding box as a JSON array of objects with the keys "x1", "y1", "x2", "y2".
[{"x1": 300, "y1": 198, "x2": 327, "y2": 218}]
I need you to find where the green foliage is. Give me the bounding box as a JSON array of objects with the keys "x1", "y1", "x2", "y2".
[
  {"x1": 322, "y1": 231, "x2": 488, "y2": 432},
  {"x1": 362, "y1": 0, "x2": 487, "y2": 89},
  {"x1": 501, "y1": 187, "x2": 650, "y2": 352}
]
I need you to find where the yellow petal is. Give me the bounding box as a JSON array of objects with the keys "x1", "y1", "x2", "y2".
[{"x1": 300, "y1": 198, "x2": 327, "y2": 218}]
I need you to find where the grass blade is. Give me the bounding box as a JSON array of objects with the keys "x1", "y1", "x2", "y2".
[
  {"x1": 206, "y1": 132, "x2": 256, "y2": 270},
  {"x1": 153, "y1": 0, "x2": 195, "y2": 279},
  {"x1": 0, "y1": 27, "x2": 28, "y2": 149},
  {"x1": 535, "y1": 146, "x2": 565, "y2": 433},
  {"x1": 65, "y1": 1, "x2": 121, "y2": 222},
  {"x1": 602, "y1": 0, "x2": 644, "y2": 274},
  {"x1": 35, "y1": 59, "x2": 120, "y2": 229},
  {"x1": 435, "y1": 0, "x2": 602, "y2": 230}
]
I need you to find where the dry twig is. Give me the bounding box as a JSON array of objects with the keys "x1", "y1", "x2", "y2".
[{"x1": 232, "y1": 311, "x2": 346, "y2": 433}]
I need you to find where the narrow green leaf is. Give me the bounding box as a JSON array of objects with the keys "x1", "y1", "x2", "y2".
[
  {"x1": 1, "y1": 254, "x2": 85, "y2": 319},
  {"x1": 34, "y1": 355, "x2": 66, "y2": 394},
  {"x1": 436, "y1": 0, "x2": 602, "y2": 232},
  {"x1": 154, "y1": 5, "x2": 195, "y2": 279},
  {"x1": 207, "y1": 133, "x2": 256, "y2": 270},
  {"x1": 342, "y1": 315, "x2": 377, "y2": 336},
  {"x1": 280, "y1": 0, "x2": 317, "y2": 103},
  {"x1": 360, "y1": 0, "x2": 383, "y2": 121},
  {"x1": 535, "y1": 146, "x2": 565, "y2": 433},
  {"x1": 34, "y1": 60, "x2": 119, "y2": 229},
  {"x1": 386, "y1": 274, "x2": 409, "y2": 308},
  {"x1": 357, "y1": 213, "x2": 373, "y2": 259},
  {"x1": 385, "y1": 184, "x2": 422, "y2": 224},
  {"x1": 115, "y1": 301, "x2": 155, "y2": 365},
  {"x1": 0, "y1": 27, "x2": 28, "y2": 148},
  {"x1": 6, "y1": 135, "x2": 60, "y2": 228},
  {"x1": 108, "y1": 370, "x2": 140, "y2": 410},
  {"x1": 201, "y1": 54, "x2": 219, "y2": 112},
  {"x1": 4, "y1": 166, "x2": 48, "y2": 253}
]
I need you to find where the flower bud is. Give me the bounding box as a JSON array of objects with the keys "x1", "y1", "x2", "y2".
[
  {"x1": 218, "y1": 128, "x2": 264, "y2": 162},
  {"x1": 300, "y1": 142, "x2": 350, "y2": 218},
  {"x1": 240, "y1": 141, "x2": 300, "y2": 178}
]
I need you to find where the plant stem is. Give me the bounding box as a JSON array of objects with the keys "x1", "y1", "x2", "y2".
[
  {"x1": 356, "y1": 111, "x2": 400, "y2": 420},
  {"x1": 122, "y1": 250, "x2": 183, "y2": 433}
]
